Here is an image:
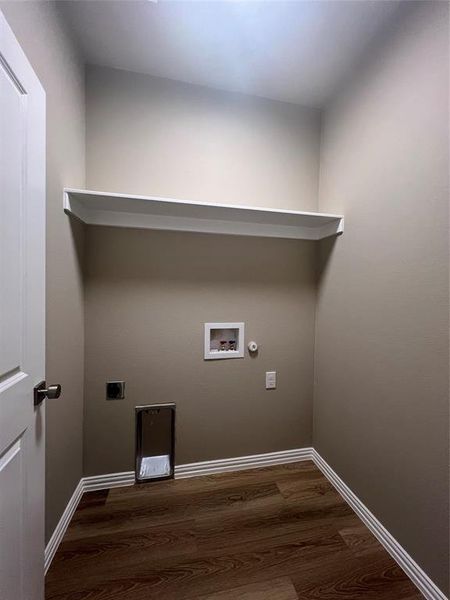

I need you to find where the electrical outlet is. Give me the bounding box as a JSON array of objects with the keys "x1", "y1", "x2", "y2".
[
  {"x1": 106, "y1": 381, "x2": 125, "y2": 400},
  {"x1": 265, "y1": 371, "x2": 276, "y2": 390}
]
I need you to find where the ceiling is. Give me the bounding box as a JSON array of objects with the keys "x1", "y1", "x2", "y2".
[{"x1": 60, "y1": 0, "x2": 401, "y2": 108}]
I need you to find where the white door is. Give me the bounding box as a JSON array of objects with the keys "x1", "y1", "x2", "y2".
[{"x1": 0, "y1": 11, "x2": 46, "y2": 600}]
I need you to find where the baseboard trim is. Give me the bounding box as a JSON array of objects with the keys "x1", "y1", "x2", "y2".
[
  {"x1": 44, "y1": 447, "x2": 448, "y2": 600},
  {"x1": 175, "y1": 447, "x2": 314, "y2": 478},
  {"x1": 83, "y1": 470, "x2": 135, "y2": 492},
  {"x1": 44, "y1": 478, "x2": 83, "y2": 574},
  {"x1": 80, "y1": 447, "x2": 315, "y2": 491},
  {"x1": 311, "y1": 449, "x2": 447, "y2": 600}
]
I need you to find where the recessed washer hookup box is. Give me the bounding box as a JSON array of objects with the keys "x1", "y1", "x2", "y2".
[{"x1": 204, "y1": 322, "x2": 245, "y2": 360}]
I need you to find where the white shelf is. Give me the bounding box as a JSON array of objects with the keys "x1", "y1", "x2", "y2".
[{"x1": 63, "y1": 188, "x2": 344, "y2": 240}]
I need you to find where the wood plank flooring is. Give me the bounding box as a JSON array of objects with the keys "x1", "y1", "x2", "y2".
[{"x1": 46, "y1": 461, "x2": 423, "y2": 599}]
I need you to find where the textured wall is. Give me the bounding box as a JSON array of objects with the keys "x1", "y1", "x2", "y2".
[
  {"x1": 0, "y1": 2, "x2": 86, "y2": 542},
  {"x1": 314, "y1": 2, "x2": 449, "y2": 593},
  {"x1": 86, "y1": 65, "x2": 321, "y2": 211},
  {"x1": 84, "y1": 228, "x2": 316, "y2": 475}
]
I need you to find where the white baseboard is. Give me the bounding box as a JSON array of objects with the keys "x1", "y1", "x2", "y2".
[
  {"x1": 80, "y1": 447, "x2": 315, "y2": 491},
  {"x1": 44, "y1": 447, "x2": 448, "y2": 600},
  {"x1": 175, "y1": 447, "x2": 313, "y2": 478},
  {"x1": 83, "y1": 470, "x2": 135, "y2": 492},
  {"x1": 44, "y1": 478, "x2": 83, "y2": 574},
  {"x1": 311, "y1": 449, "x2": 447, "y2": 600}
]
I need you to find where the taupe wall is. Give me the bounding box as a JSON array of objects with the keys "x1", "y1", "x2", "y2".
[
  {"x1": 314, "y1": 2, "x2": 449, "y2": 593},
  {"x1": 84, "y1": 228, "x2": 316, "y2": 474},
  {"x1": 84, "y1": 70, "x2": 321, "y2": 474},
  {"x1": 1, "y1": 2, "x2": 86, "y2": 541},
  {"x1": 86, "y1": 65, "x2": 320, "y2": 211}
]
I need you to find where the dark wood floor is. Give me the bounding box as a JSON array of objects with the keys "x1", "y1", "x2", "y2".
[{"x1": 46, "y1": 461, "x2": 423, "y2": 599}]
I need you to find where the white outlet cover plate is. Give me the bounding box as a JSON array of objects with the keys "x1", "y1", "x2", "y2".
[{"x1": 266, "y1": 371, "x2": 277, "y2": 389}]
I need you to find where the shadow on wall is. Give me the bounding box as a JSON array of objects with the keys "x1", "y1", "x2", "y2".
[
  {"x1": 84, "y1": 226, "x2": 318, "y2": 285},
  {"x1": 316, "y1": 235, "x2": 338, "y2": 284},
  {"x1": 68, "y1": 217, "x2": 86, "y2": 281}
]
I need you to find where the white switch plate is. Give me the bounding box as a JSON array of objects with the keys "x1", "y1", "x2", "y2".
[{"x1": 266, "y1": 371, "x2": 277, "y2": 389}]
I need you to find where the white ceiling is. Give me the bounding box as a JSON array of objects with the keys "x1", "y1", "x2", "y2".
[{"x1": 60, "y1": 0, "x2": 401, "y2": 107}]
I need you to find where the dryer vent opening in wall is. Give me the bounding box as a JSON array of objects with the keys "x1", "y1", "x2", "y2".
[
  {"x1": 204, "y1": 322, "x2": 245, "y2": 359},
  {"x1": 135, "y1": 404, "x2": 175, "y2": 482}
]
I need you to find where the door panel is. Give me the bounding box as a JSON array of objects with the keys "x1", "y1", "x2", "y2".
[
  {"x1": 0, "y1": 11, "x2": 46, "y2": 600},
  {"x1": 0, "y1": 53, "x2": 22, "y2": 378},
  {"x1": 0, "y1": 438, "x2": 25, "y2": 600}
]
